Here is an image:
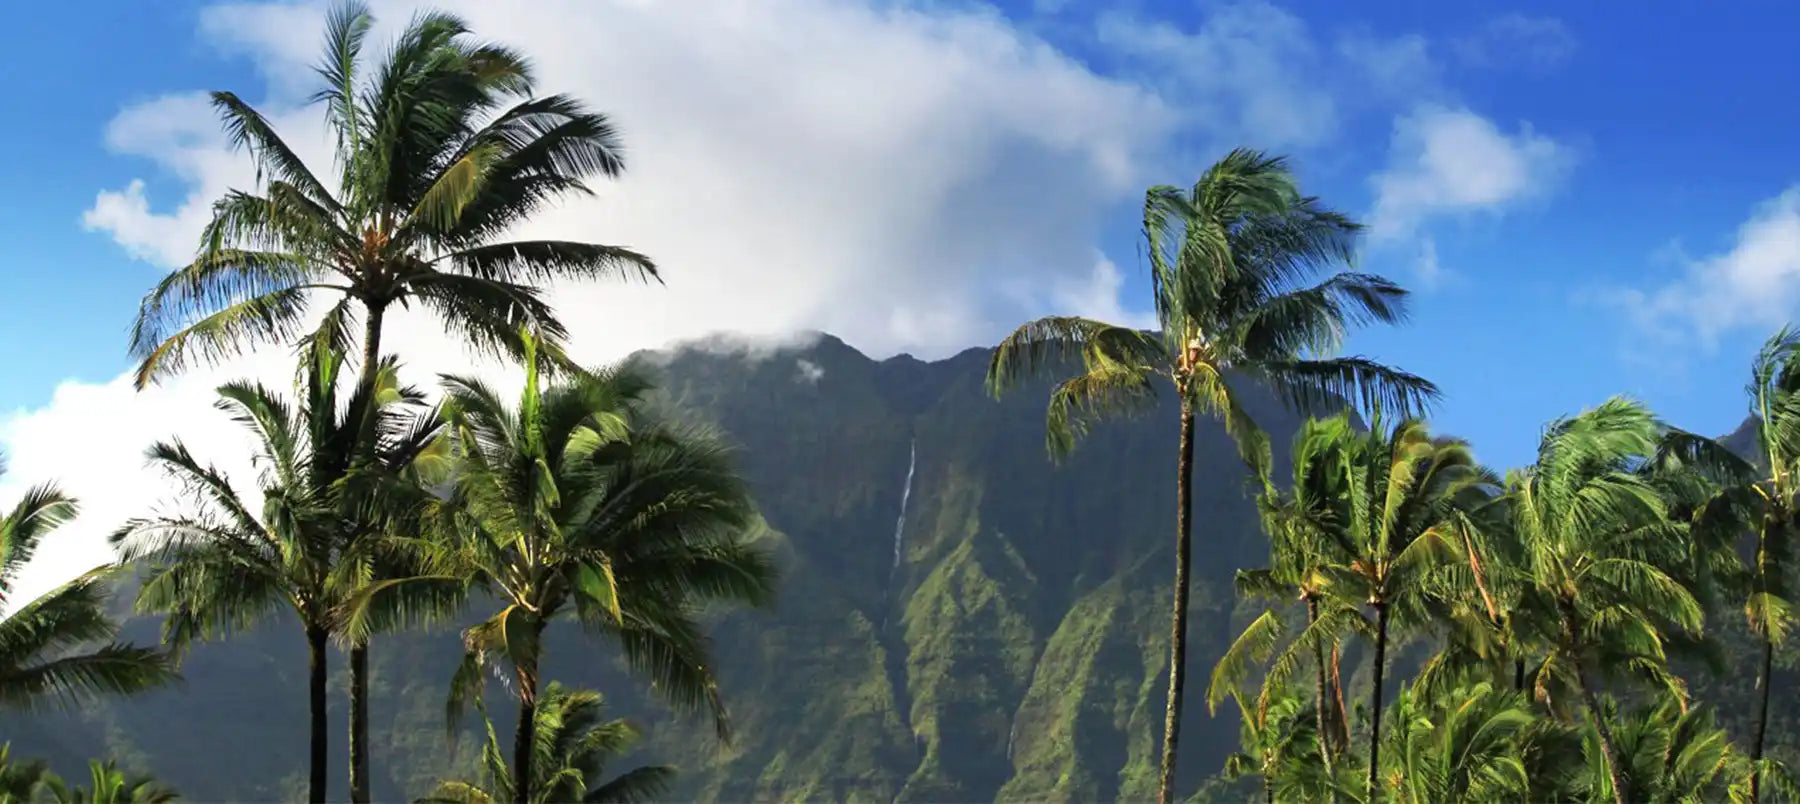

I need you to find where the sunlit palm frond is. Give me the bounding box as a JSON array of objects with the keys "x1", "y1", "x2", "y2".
[
  {"x1": 986, "y1": 316, "x2": 1163, "y2": 399},
  {"x1": 131, "y1": 287, "x2": 320, "y2": 389}
]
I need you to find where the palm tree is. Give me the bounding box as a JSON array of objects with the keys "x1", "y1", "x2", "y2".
[
  {"x1": 1379, "y1": 681, "x2": 1550, "y2": 804},
  {"x1": 418, "y1": 682, "x2": 674, "y2": 804},
  {"x1": 1219, "y1": 691, "x2": 1328, "y2": 804},
  {"x1": 1505, "y1": 398, "x2": 1703, "y2": 804},
  {"x1": 128, "y1": 0, "x2": 655, "y2": 394},
  {"x1": 1584, "y1": 695, "x2": 1744, "y2": 804},
  {"x1": 1412, "y1": 511, "x2": 1540, "y2": 701},
  {"x1": 1210, "y1": 415, "x2": 1363, "y2": 778},
  {"x1": 1306, "y1": 416, "x2": 1493, "y2": 802},
  {"x1": 0, "y1": 473, "x2": 176, "y2": 712},
  {"x1": 42, "y1": 760, "x2": 180, "y2": 804},
  {"x1": 1372, "y1": 679, "x2": 1593, "y2": 804},
  {"x1": 126, "y1": 4, "x2": 656, "y2": 797},
  {"x1": 391, "y1": 332, "x2": 775, "y2": 804},
  {"x1": 113, "y1": 344, "x2": 439, "y2": 804},
  {"x1": 986, "y1": 148, "x2": 1437, "y2": 804},
  {"x1": 1654, "y1": 326, "x2": 1800, "y2": 803}
]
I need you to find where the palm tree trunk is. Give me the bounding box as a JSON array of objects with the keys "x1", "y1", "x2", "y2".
[
  {"x1": 1365, "y1": 603, "x2": 1390, "y2": 802},
  {"x1": 1329, "y1": 644, "x2": 1347, "y2": 751},
  {"x1": 1752, "y1": 634, "x2": 1775, "y2": 804},
  {"x1": 1307, "y1": 597, "x2": 1335, "y2": 780},
  {"x1": 349, "y1": 644, "x2": 371, "y2": 803},
  {"x1": 306, "y1": 625, "x2": 329, "y2": 804},
  {"x1": 1578, "y1": 674, "x2": 1627, "y2": 804},
  {"x1": 347, "y1": 299, "x2": 387, "y2": 804},
  {"x1": 360, "y1": 301, "x2": 386, "y2": 385},
  {"x1": 1156, "y1": 404, "x2": 1197, "y2": 804},
  {"x1": 512, "y1": 654, "x2": 543, "y2": 804}
]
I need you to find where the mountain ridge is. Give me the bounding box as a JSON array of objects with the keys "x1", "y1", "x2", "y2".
[{"x1": 15, "y1": 330, "x2": 1327, "y2": 801}]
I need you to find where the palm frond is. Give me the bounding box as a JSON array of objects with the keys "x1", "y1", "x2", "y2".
[{"x1": 1256, "y1": 356, "x2": 1439, "y2": 420}]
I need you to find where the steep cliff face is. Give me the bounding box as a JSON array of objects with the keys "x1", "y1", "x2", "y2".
[{"x1": 11, "y1": 333, "x2": 1318, "y2": 802}]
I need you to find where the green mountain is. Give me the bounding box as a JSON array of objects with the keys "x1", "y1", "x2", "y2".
[{"x1": 6, "y1": 332, "x2": 1376, "y2": 801}]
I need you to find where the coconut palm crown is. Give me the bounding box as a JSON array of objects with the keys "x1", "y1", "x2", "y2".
[{"x1": 128, "y1": 0, "x2": 656, "y2": 391}]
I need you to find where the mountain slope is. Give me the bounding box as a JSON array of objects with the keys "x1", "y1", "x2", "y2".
[{"x1": 12, "y1": 332, "x2": 1319, "y2": 801}]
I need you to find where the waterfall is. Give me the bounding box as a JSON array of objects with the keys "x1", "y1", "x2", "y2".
[
  {"x1": 881, "y1": 438, "x2": 922, "y2": 798},
  {"x1": 891, "y1": 438, "x2": 916, "y2": 569}
]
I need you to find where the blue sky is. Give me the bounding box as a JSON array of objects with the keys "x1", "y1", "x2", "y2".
[{"x1": 2, "y1": 0, "x2": 1799, "y2": 501}]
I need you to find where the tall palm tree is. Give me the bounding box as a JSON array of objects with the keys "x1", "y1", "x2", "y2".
[
  {"x1": 126, "y1": 4, "x2": 656, "y2": 798},
  {"x1": 1505, "y1": 398, "x2": 1703, "y2": 804},
  {"x1": 386, "y1": 332, "x2": 775, "y2": 804},
  {"x1": 113, "y1": 343, "x2": 439, "y2": 804},
  {"x1": 418, "y1": 682, "x2": 674, "y2": 804},
  {"x1": 0, "y1": 472, "x2": 176, "y2": 712},
  {"x1": 1308, "y1": 416, "x2": 1493, "y2": 801},
  {"x1": 1655, "y1": 326, "x2": 1800, "y2": 803},
  {"x1": 986, "y1": 148, "x2": 1437, "y2": 804}
]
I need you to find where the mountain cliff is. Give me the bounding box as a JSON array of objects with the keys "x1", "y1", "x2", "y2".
[{"x1": 10, "y1": 333, "x2": 1332, "y2": 801}]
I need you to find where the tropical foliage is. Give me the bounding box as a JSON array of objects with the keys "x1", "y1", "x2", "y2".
[
  {"x1": 110, "y1": 340, "x2": 438, "y2": 803},
  {"x1": 1201, "y1": 390, "x2": 1800, "y2": 802},
  {"x1": 988, "y1": 148, "x2": 1437, "y2": 804},
  {"x1": 399, "y1": 332, "x2": 777, "y2": 803},
  {"x1": 0, "y1": 472, "x2": 175, "y2": 712},
  {"x1": 123, "y1": 0, "x2": 657, "y2": 799},
  {"x1": 417, "y1": 682, "x2": 674, "y2": 804},
  {"x1": 0, "y1": 747, "x2": 178, "y2": 804}
]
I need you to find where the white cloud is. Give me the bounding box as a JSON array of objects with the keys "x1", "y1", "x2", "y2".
[
  {"x1": 1610, "y1": 187, "x2": 1800, "y2": 349},
  {"x1": 1454, "y1": 14, "x2": 1577, "y2": 73},
  {"x1": 0, "y1": 352, "x2": 288, "y2": 607},
  {"x1": 1368, "y1": 105, "x2": 1571, "y2": 245},
  {"x1": 1094, "y1": 5, "x2": 1462, "y2": 154},
  {"x1": 795, "y1": 359, "x2": 825, "y2": 385},
  {"x1": 1336, "y1": 30, "x2": 1439, "y2": 102},
  {"x1": 16, "y1": 0, "x2": 1188, "y2": 597},
  {"x1": 1095, "y1": 2, "x2": 1337, "y2": 149},
  {"x1": 1055, "y1": 257, "x2": 1159, "y2": 330}
]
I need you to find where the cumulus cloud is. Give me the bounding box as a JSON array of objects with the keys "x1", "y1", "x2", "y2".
[
  {"x1": 1368, "y1": 105, "x2": 1571, "y2": 247},
  {"x1": 1056, "y1": 257, "x2": 1159, "y2": 330},
  {"x1": 1094, "y1": 2, "x2": 1338, "y2": 150},
  {"x1": 1454, "y1": 14, "x2": 1577, "y2": 73},
  {"x1": 15, "y1": 0, "x2": 1193, "y2": 595},
  {"x1": 1609, "y1": 187, "x2": 1800, "y2": 349}
]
